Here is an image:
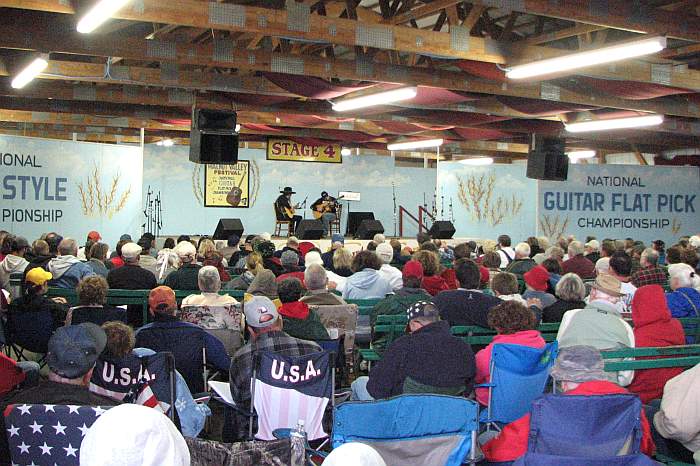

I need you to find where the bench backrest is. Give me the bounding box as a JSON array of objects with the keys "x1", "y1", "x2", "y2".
[{"x1": 602, "y1": 345, "x2": 700, "y2": 371}]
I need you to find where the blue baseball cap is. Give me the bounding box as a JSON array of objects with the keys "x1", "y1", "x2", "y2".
[
  {"x1": 47, "y1": 323, "x2": 107, "y2": 378},
  {"x1": 331, "y1": 234, "x2": 345, "y2": 244}
]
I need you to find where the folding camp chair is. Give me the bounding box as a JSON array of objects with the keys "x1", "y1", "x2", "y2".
[
  {"x1": 4, "y1": 307, "x2": 55, "y2": 368},
  {"x1": 4, "y1": 404, "x2": 115, "y2": 466},
  {"x1": 479, "y1": 342, "x2": 558, "y2": 431},
  {"x1": 249, "y1": 351, "x2": 335, "y2": 442},
  {"x1": 332, "y1": 394, "x2": 480, "y2": 466},
  {"x1": 512, "y1": 393, "x2": 657, "y2": 465}
]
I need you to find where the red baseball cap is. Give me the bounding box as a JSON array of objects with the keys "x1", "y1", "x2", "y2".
[
  {"x1": 148, "y1": 286, "x2": 177, "y2": 313},
  {"x1": 87, "y1": 230, "x2": 101, "y2": 241},
  {"x1": 524, "y1": 265, "x2": 550, "y2": 292},
  {"x1": 402, "y1": 260, "x2": 424, "y2": 280}
]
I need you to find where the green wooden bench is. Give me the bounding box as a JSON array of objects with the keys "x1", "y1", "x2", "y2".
[
  {"x1": 358, "y1": 314, "x2": 407, "y2": 363},
  {"x1": 346, "y1": 298, "x2": 382, "y2": 316},
  {"x1": 602, "y1": 345, "x2": 700, "y2": 371},
  {"x1": 46, "y1": 287, "x2": 245, "y2": 325}
]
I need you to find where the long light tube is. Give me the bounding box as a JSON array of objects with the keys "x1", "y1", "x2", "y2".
[
  {"x1": 506, "y1": 36, "x2": 666, "y2": 80},
  {"x1": 332, "y1": 87, "x2": 417, "y2": 112},
  {"x1": 567, "y1": 150, "x2": 596, "y2": 160},
  {"x1": 565, "y1": 114, "x2": 664, "y2": 133},
  {"x1": 387, "y1": 138, "x2": 443, "y2": 151},
  {"x1": 459, "y1": 156, "x2": 494, "y2": 166},
  {"x1": 11, "y1": 54, "x2": 49, "y2": 89},
  {"x1": 77, "y1": 0, "x2": 132, "y2": 33}
]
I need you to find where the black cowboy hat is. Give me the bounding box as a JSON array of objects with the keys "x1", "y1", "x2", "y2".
[{"x1": 280, "y1": 186, "x2": 296, "y2": 194}]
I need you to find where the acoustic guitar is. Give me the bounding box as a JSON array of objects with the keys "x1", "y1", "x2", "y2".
[
  {"x1": 283, "y1": 203, "x2": 302, "y2": 219},
  {"x1": 312, "y1": 195, "x2": 344, "y2": 219},
  {"x1": 226, "y1": 170, "x2": 248, "y2": 207}
]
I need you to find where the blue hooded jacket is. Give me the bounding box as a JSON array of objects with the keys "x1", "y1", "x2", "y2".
[{"x1": 342, "y1": 268, "x2": 393, "y2": 300}]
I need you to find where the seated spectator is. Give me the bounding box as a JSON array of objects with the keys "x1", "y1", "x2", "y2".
[
  {"x1": 322, "y1": 234, "x2": 345, "y2": 270},
  {"x1": 0, "y1": 235, "x2": 29, "y2": 293},
  {"x1": 352, "y1": 301, "x2": 475, "y2": 400},
  {"x1": 627, "y1": 285, "x2": 685, "y2": 404},
  {"x1": 182, "y1": 265, "x2": 237, "y2": 307},
  {"x1": 0, "y1": 323, "x2": 120, "y2": 463},
  {"x1": 556, "y1": 274, "x2": 635, "y2": 387},
  {"x1": 474, "y1": 301, "x2": 545, "y2": 405},
  {"x1": 300, "y1": 264, "x2": 347, "y2": 306},
  {"x1": 109, "y1": 239, "x2": 128, "y2": 268},
  {"x1": 229, "y1": 296, "x2": 320, "y2": 438},
  {"x1": 255, "y1": 240, "x2": 284, "y2": 277},
  {"x1": 196, "y1": 238, "x2": 217, "y2": 265},
  {"x1": 434, "y1": 259, "x2": 502, "y2": 328},
  {"x1": 342, "y1": 251, "x2": 393, "y2": 300},
  {"x1": 153, "y1": 247, "x2": 178, "y2": 283},
  {"x1": 648, "y1": 363, "x2": 700, "y2": 464},
  {"x1": 504, "y1": 242, "x2": 536, "y2": 277},
  {"x1": 277, "y1": 278, "x2": 329, "y2": 341},
  {"x1": 86, "y1": 242, "x2": 111, "y2": 277},
  {"x1": 47, "y1": 237, "x2": 95, "y2": 289},
  {"x1": 541, "y1": 257, "x2": 562, "y2": 292},
  {"x1": 180, "y1": 266, "x2": 240, "y2": 335},
  {"x1": 522, "y1": 265, "x2": 556, "y2": 308},
  {"x1": 332, "y1": 247, "x2": 354, "y2": 277},
  {"x1": 274, "y1": 236, "x2": 301, "y2": 261},
  {"x1": 414, "y1": 250, "x2": 449, "y2": 296},
  {"x1": 481, "y1": 345, "x2": 655, "y2": 463},
  {"x1": 25, "y1": 239, "x2": 53, "y2": 274},
  {"x1": 231, "y1": 234, "x2": 255, "y2": 273},
  {"x1": 526, "y1": 236, "x2": 542, "y2": 258},
  {"x1": 136, "y1": 236, "x2": 159, "y2": 277},
  {"x1": 227, "y1": 252, "x2": 263, "y2": 291},
  {"x1": 276, "y1": 250, "x2": 305, "y2": 284},
  {"x1": 376, "y1": 243, "x2": 402, "y2": 291},
  {"x1": 490, "y1": 272, "x2": 526, "y2": 304},
  {"x1": 370, "y1": 260, "x2": 431, "y2": 326},
  {"x1": 609, "y1": 251, "x2": 637, "y2": 314},
  {"x1": 66, "y1": 276, "x2": 127, "y2": 326},
  {"x1": 80, "y1": 404, "x2": 190, "y2": 466},
  {"x1": 481, "y1": 251, "x2": 502, "y2": 276},
  {"x1": 496, "y1": 234, "x2": 515, "y2": 269},
  {"x1": 135, "y1": 286, "x2": 230, "y2": 393},
  {"x1": 107, "y1": 242, "x2": 158, "y2": 290},
  {"x1": 164, "y1": 241, "x2": 202, "y2": 290},
  {"x1": 666, "y1": 263, "x2": 700, "y2": 320},
  {"x1": 562, "y1": 241, "x2": 596, "y2": 279},
  {"x1": 203, "y1": 250, "x2": 231, "y2": 282},
  {"x1": 542, "y1": 273, "x2": 587, "y2": 323},
  {"x1": 8, "y1": 267, "x2": 67, "y2": 332},
  {"x1": 632, "y1": 247, "x2": 668, "y2": 288},
  {"x1": 584, "y1": 239, "x2": 601, "y2": 265},
  {"x1": 246, "y1": 269, "x2": 280, "y2": 306},
  {"x1": 219, "y1": 234, "x2": 240, "y2": 264}
]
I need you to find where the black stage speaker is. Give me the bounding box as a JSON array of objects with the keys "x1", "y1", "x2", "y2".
[
  {"x1": 295, "y1": 220, "x2": 324, "y2": 240},
  {"x1": 213, "y1": 218, "x2": 244, "y2": 240},
  {"x1": 429, "y1": 221, "x2": 456, "y2": 239},
  {"x1": 189, "y1": 109, "x2": 239, "y2": 164},
  {"x1": 356, "y1": 219, "x2": 385, "y2": 240},
  {"x1": 526, "y1": 135, "x2": 568, "y2": 181},
  {"x1": 347, "y1": 212, "x2": 375, "y2": 237}
]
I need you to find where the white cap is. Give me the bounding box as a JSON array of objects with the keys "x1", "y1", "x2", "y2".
[
  {"x1": 174, "y1": 240, "x2": 196, "y2": 259},
  {"x1": 305, "y1": 251, "x2": 324, "y2": 266},
  {"x1": 260, "y1": 232, "x2": 272, "y2": 241},
  {"x1": 376, "y1": 242, "x2": 393, "y2": 264},
  {"x1": 323, "y1": 443, "x2": 387, "y2": 466},
  {"x1": 121, "y1": 242, "x2": 142, "y2": 259}
]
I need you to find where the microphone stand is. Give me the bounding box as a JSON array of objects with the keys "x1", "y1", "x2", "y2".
[
  {"x1": 392, "y1": 181, "x2": 397, "y2": 238},
  {"x1": 301, "y1": 196, "x2": 308, "y2": 220}
]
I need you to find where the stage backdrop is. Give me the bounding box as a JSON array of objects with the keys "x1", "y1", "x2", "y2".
[
  {"x1": 143, "y1": 145, "x2": 436, "y2": 238},
  {"x1": 0, "y1": 135, "x2": 143, "y2": 246},
  {"x1": 537, "y1": 164, "x2": 700, "y2": 244}
]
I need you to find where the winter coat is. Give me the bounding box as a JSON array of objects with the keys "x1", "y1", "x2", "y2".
[
  {"x1": 378, "y1": 264, "x2": 403, "y2": 291},
  {"x1": 278, "y1": 301, "x2": 329, "y2": 341},
  {"x1": 474, "y1": 330, "x2": 546, "y2": 405},
  {"x1": 47, "y1": 255, "x2": 95, "y2": 289},
  {"x1": 0, "y1": 255, "x2": 29, "y2": 292},
  {"x1": 653, "y1": 362, "x2": 700, "y2": 453},
  {"x1": 342, "y1": 269, "x2": 392, "y2": 300},
  {"x1": 542, "y1": 299, "x2": 587, "y2": 323},
  {"x1": 666, "y1": 287, "x2": 700, "y2": 343},
  {"x1": 86, "y1": 259, "x2": 109, "y2": 278},
  {"x1": 627, "y1": 285, "x2": 685, "y2": 404},
  {"x1": 421, "y1": 274, "x2": 450, "y2": 296}
]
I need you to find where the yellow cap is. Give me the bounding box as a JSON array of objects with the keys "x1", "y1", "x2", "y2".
[{"x1": 25, "y1": 267, "x2": 53, "y2": 286}]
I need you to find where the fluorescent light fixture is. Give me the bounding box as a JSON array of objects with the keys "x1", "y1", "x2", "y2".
[
  {"x1": 459, "y1": 156, "x2": 494, "y2": 166},
  {"x1": 387, "y1": 138, "x2": 444, "y2": 151},
  {"x1": 77, "y1": 0, "x2": 132, "y2": 33},
  {"x1": 567, "y1": 150, "x2": 596, "y2": 160},
  {"x1": 235, "y1": 124, "x2": 241, "y2": 133},
  {"x1": 565, "y1": 114, "x2": 664, "y2": 133},
  {"x1": 11, "y1": 54, "x2": 49, "y2": 89},
  {"x1": 506, "y1": 36, "x2": 666, "y2": 80},
  {"x1": 332, "y1": 87, "x2": 417, "y2": 112},
  {"x1": 156, "y1": 139, "x2": 174, "y2": 147},
  {"x1": 340, "y1": 147, "x2": 352, "y2": 157}
]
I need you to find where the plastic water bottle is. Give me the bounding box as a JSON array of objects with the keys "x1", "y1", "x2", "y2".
[{"x1": 290, "y1": 419, "x2": 307, "y2": 466}]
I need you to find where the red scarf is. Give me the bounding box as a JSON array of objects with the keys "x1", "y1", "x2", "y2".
[{"x1": 278, "y1": 301, "x2": 310, "y2": 320}]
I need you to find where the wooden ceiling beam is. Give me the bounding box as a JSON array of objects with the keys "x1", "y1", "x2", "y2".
[
  {"x1": 389, "y1": 0, "x2": 464, "y2": 25},
  {"x1": 468, "y1": 0, "x2": 700, "y2": 42},
  {"x1": 520, "y1": 23, "x2": 607, "y2": 45},
  {"x1": 2, "y1": 29, "x2": 699, "y2": 118}
]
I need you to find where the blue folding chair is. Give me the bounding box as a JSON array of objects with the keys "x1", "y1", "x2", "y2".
[
  {"x1": 513, "y1": 393, "x2": 656, "y2": 465},
  {"x1": 332, "y1": 394, "x2": 480, "y2": 466},
  {"x1": 479, "y1": 342, "x2": 558, "y2": 430}
]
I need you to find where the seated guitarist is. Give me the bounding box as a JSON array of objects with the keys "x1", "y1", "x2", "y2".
[
  {"x1": 276, "y1": 186, "x2": 302, "y2": 234},
  {"x1": 311, "y1": 191, "x2": 338, "y2": 237}
]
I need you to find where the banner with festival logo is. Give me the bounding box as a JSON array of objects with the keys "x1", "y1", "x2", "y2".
[
  {"x1": 537, "y1": 164, "x2": 700, "y2": 244},
  {"x1": 204, "y1": 161, "x2": 250, "y2": 208},
  {"x1": 267, "y1": 138, "x2": 342, "y2": 163}
]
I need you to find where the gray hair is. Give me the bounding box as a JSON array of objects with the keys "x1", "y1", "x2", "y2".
[
  {"x1": 58, "y1": 238, "x2": 78, "y2": 256},
  {"x1": 555, "y1": 273, "x2": 586, "y2": 301},
  {"x1": 280, "y1": 250, "x2": 299, "y2": 267},
  {"x1": 198, "y1": 265, "x2": 221, "y2": 292},
  {"x1": 668, "y1": 263, "x2": 700, "y2": 289},
  {"x1": 304, "y1": 264, "x2": 328, "y2": 291},
  {"x1": 545, "y1": 246, "x2": 565, "y2": 261},
  {"x1": 568, "y1": 241, "x2": 584, "y2": 257},
  {"x1": 641, "y1": 247, "x2": 659, "y2": 266},
  {"x1": 515, "y1": 242, "x2": 531, "y2": 257}
]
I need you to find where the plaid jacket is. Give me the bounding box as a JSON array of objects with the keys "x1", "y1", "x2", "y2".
[
  {"x1": 229, "y1": 330, "x2": 321, "y2": 408},
  {"x1": 631, "y1": 265, "x2": 668, "y2": 288}
]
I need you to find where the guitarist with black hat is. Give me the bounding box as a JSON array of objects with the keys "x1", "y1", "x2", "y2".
[{"x1": 275, "y1": 187, "x2": 303, "y2": 234}]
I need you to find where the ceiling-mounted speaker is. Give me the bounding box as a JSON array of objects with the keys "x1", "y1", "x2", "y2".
[
  {"x1": 526, "y1": 135, "x2": 568, "y2": 181},
  {"x1": 189, "y1": 108, "x2": 239, "y2": 164}
]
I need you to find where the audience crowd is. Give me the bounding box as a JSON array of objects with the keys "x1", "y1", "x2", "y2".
[{"x1": 1, "y1": 228, "x2": 700, "y2": 465}]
